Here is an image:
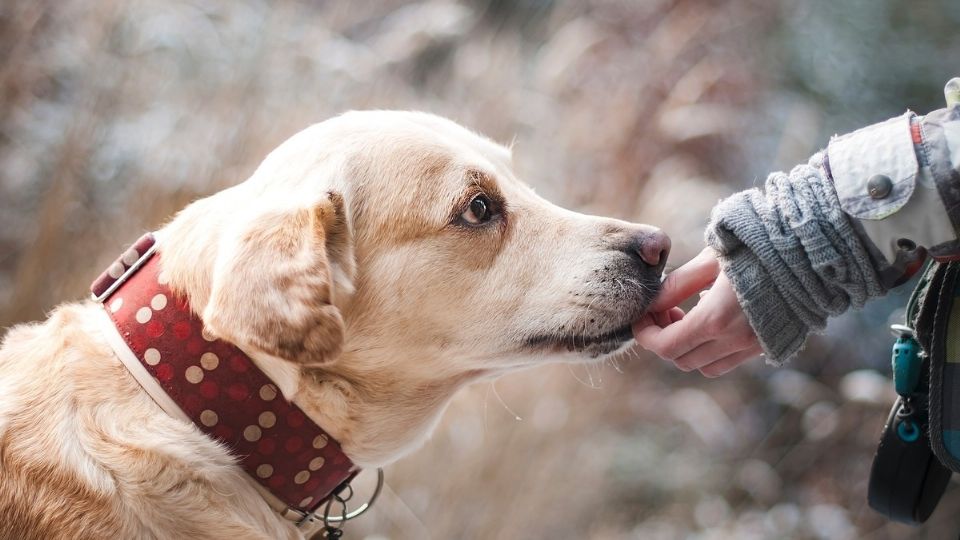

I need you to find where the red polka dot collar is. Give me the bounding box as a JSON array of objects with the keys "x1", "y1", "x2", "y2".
[{"x1": 91, "y1": 233, "x2": 357, "y2": 526}]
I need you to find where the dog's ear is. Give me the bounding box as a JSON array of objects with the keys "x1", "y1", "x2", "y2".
[{"x1": 203, "y1": 192, "x2": 354, "y2": 366}]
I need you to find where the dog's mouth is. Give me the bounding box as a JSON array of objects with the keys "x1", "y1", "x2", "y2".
[
  {"x1": 521, "y1": 269, "x2": 660, "y2": 358},
  {"x1": 524, "y1": 323, "x2": 635, "y2": 357}
]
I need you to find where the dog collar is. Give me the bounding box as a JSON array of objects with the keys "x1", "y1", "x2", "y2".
[{"x1": 90, "y1": 233, "x2": 357, "y2": 526}]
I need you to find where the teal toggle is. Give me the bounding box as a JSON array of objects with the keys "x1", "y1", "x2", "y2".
[
  {"x1": 892, "y1": 336, "x2": 922, "y2": 396},
  {"x1": 898, "y1": 420, "x2": 921, "y2": 443}
]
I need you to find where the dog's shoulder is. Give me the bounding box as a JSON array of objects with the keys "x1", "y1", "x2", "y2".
[
  {"x1": 0, "y1": 303, "x2": 295, "y2": 539},
  {"x1": 0, "y1": 303, "x2": 132, "y2": 538}
]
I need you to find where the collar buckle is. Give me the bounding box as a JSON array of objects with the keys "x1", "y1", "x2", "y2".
[{"x1": 91, "y1": 234, "x2": 158, "y2": 303}]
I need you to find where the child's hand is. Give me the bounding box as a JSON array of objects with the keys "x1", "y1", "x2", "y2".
[{"x1": 633, "y1": 248, "x2": 762, "y2": 377}]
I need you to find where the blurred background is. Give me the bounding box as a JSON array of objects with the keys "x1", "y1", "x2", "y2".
[{"x1": 2, "y1": 0, "x2": 960, "y2": 538}]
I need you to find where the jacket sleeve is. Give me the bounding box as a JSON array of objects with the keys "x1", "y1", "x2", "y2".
[
  {"x1": 705, "y1": 154, "x2": 888, "y2": 365},
  {"x1": 705, "y1": 78, "x2": 960, "y2": 364}
]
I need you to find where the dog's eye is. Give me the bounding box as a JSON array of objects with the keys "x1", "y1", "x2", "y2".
[{"x1": 462, "y1": 194, "x2": 493, "y2": 225}]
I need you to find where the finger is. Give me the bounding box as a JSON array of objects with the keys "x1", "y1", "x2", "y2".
[
  {"x1": 650, "y1": 248, "x2": 720, "y2": 311},
  {"x1": 651, "y1": 310, "x2": 672, "y2": 327},
  {"x1": 632, "y1": 312, "x2": 657, "y2": 332},
  {"x1": 698, "y1": 348, "x2": 761, "y2": 378},
  {"x1": 672, "y1": 338, "x2": 750, "y2": 372},
  {"x1": 637, "y1": 305, "x2": 686, "y2": 329},
  {"x1": 633, "y1": 313, "x2": 708, "y2": 360}
]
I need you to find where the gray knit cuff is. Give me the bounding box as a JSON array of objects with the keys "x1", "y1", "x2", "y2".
[
  {"x1": 705, "y1": 154, "x2": 888, "y2": 365},
  {"x1": 716, "y1": 245, "x2": 809, "y2": 365}
]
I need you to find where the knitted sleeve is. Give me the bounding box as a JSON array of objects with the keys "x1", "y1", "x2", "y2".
[{"x1": 704, "y1": 153, "x2": 889, "y2": 364}]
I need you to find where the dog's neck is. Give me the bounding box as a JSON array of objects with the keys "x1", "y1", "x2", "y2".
[{"x1": 296, "y1": 349, "x2": 487, "y2": 467}]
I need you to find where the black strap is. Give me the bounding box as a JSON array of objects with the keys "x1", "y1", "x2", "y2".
[{"x1": 868, "y1": 261, "x2": 952, "y2": 524}]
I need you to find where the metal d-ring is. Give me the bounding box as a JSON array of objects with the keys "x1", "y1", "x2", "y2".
[{"x1": 323, "y1": 468, "x2": 384, "y2": 524}]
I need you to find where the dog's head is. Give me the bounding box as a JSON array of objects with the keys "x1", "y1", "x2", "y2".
[{"x1": 160, "y1": 111, "x2": 668, "y2": 463}]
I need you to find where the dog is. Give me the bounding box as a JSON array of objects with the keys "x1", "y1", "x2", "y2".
[{"x1": 0, "y1": 111, "x2": 669, "y2": 539}]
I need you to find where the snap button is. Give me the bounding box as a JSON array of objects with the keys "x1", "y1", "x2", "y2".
[{"x1": 867, "y1": 174, "x2": 893, "y2": 199}]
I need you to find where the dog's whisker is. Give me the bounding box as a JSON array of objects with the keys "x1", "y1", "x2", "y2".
[
  {"x1": 609, "y1": 356, "x2": 624, "y2": 374},
  {"x1": 482, "y1": 382, "x2": 491, "y2": 432},
  {"x1": 584, "y1": 362, "x2": 595, "y2": 387},
  {"x1": 490, "y1": 379, "x2": 522, "y2": 421},
  {"x1": 566, "y1": 363, "x2": 592, "y2": 389}
]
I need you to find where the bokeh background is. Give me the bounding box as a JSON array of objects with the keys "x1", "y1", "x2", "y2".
[{"x1": 3, "y1": 0, "x2": 960, "y2": 538}]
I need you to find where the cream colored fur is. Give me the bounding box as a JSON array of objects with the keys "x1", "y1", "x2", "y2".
[{"x1": 0, "y1": 111, "x2": 665, "y2": 539}]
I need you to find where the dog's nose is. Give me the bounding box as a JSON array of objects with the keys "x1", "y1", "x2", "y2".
[
  {"x1": 637, "y1": 228, "x2": 671, "y2": 268},
  {"x1": 610, "y1": 225, "x2": 671, "y2": 272}
]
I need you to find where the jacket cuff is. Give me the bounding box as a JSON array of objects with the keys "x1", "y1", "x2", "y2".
[
  {"x1": 827, "y1": 112, "x2": 919, "y2": 221},
  {"x1": 718, "y1": 248, "x2": 809, "y2": 365},
  {"x1": 825, "y1": 109, "x2": 959, "y2": 276}
]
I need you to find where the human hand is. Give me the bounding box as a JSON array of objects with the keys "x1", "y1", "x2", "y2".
[{"x1": 633, "y1": 248, "x2": 763, "y2": 377}]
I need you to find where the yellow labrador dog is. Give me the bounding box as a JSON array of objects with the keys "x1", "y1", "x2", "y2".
[{"x1": 0, "y1": 111, "x2": 669, "y2": 539}]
